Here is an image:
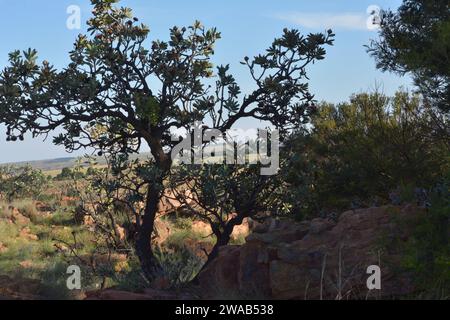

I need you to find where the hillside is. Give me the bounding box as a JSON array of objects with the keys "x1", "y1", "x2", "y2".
[{"x1": 2, "y1": 153, "x2": 153, "y2": 172}]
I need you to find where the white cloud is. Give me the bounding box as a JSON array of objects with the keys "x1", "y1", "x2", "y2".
[{"x1": 275, "y1": 12, "x2": 369, "y2": 31}]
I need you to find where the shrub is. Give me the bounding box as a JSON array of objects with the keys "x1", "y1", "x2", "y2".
[
  {"x1": 283, "y1": 91, "x2": 449, "y2": 218},
  {"x1": 0, "y1": 165, "x2": 49, "y2": 202},
  {"x1": 154, "y1": 245, "x2": 204, "y2": 287},
  {"x1": 54, "y1": 167, "x2": 85, "y2": 181},
  {"x1": 401, "y1": 174, "x2": 450, "y2": 298}
]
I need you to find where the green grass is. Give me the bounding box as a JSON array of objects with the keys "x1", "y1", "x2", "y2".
[
  {"x1": 0, "y1": 198, "x2": 105, "y2": 299},
  {"x1": 0, "y1": 193, "x2": 219, "y2": 298}
]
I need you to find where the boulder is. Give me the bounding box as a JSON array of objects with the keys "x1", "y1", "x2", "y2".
[
  {"x1": 198, "y1": 205, "x2": 425, "y2": 300},
  {"x1": 191, "y1": 217, "x2": 251, "y2": 241},
  {"x1": 19, "y1": 260, "x2": 34, "y2": 269},
  {"x1": 9, "y1": 207, "x2": 30, "y2": 225},
  {"x1": 191, "y1": 220, "x2": 212, "y2": 236},
  {"x1": 0, "y1": 242, "x2": 8, "y2": 254},
  {"x1": 114, "y1": 224, "x2": 126, "y2": 241},
  {"x1": 231, "y1": 218, "x2": 251, "y2": 241},
  {"x1": 19, "y1": 227, "x2": 39, "y2": 241},
  {"x1": 153, "y1": 218, "x2": 171, "y2": 245},
  {"x1": 0, "y1": 275, "x2": 42, "y2": 300},
  {"x1": 158, "y1": 189, "x2": 196, "y2": 215}
]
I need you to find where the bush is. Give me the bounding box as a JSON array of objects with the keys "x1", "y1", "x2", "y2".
[
  {"x1": 54, "y1": 167, "x2": 85, "y2": 181},
  {"x1": 154, "y1": 245, "x2": 204, "y2": 287},
  {"x1": 0, "y1": 165, "x2": 49, "y2": 202},
  {"x1": 283, "y1": 91, "x2": 449, "y2": 218},
  {"x1": 401, "y1": 174, "x2": 450, "y2": 298}
]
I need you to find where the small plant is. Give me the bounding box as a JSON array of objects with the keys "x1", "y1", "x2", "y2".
[{"x1": 154, "y1": 245, "x2": 204, "y2": 287}]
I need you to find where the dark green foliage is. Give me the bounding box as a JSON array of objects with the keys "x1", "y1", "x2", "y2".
[
  {"x1": 54, "y1": 167, "x2": 85, "y2": 181},
  {"x1": 168, "y1": 163, "x2": 284, "y2": 271},
  {"x1": 400, "y1": 174, "x2": 450, "y2": 298},
  {"x1": 368, "y1": 0, "x2": 450, "y2": 112},
  {"x1": 282, "y1": 91, "x2": 449, "y2": 218}
]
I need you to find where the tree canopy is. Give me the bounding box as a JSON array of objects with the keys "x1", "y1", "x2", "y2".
[
  {"x1": 368, "y1": 0, "x2": 450, "y2": 112},
  {"x1": 0, "y1": 0, "x2": 334, "y2": 280}
]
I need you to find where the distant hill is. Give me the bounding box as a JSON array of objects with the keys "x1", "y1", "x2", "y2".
[
  {"x1": 2, "y1": 153, "x2": 153, "y2": 172},
  {"x1": 2, "y1": 157, "x2": 78, "y2": 171},
  {"x1": 3, "y1": 144, "x2": 258, "y2": 173}
]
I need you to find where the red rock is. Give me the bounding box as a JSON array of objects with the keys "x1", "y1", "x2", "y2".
[
  {"x1": 191, "y1": 220, "x2": 212, "y2": 236},
  {"x1": 198, "y1": 205, "x2": 425, "y2": 300},
  {"x1": 19, "y1": 227, "x2": 38, "y2": 241},
  {"x1": 9, "y1": 207, "x2": 30, "y2": 225},
  {"x1": 197, "y1": 246, "x2": 241, "y2": 299},
  {"x1": 0, "y1": 242, "x2": 8, "y2": 254}
]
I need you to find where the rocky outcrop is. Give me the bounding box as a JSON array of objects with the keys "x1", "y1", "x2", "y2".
[
  {"x1": 191, "y1": 217, "x2": 252, "y2": 241},
  {"x1": 0, "y1": 275, "x2": 42, "y2": 300},
  {"x1": 198, "y1": 205, "x2": 423, "y2": 300},
  {"x1": 19, "y1": 227, "x2": 39, "y2": 241},
  {"x1": 8, "y1": 207, "x2": 31, "y2": 225},
  {"x1": 85, "y1": 288, "x2": 193, "y2": 300}
]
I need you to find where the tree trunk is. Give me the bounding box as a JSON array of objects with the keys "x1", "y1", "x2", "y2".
[
  {"x1": 136, "y1": 135, "x2": 171, "y2": 282},
  {"x1": 135, "y1": 184, "x2": 163, "y2": 282},
  {"x1": 202, "y1": 231, "x2": 231, "y2": 270},
  {"x1": 192, "y1": 216, "x2": 245, "y2": 283}
]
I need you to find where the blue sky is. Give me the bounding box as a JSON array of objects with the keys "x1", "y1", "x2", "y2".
[{"x1": 0, "y1": 0, "x2": 411, "y2": 164}]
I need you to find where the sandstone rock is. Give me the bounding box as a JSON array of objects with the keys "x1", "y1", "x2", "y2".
[
  {"x1": 85, "y1": 288, "x2": 189, "y2": 300},
  {"x1": 197, "y1": 246, "x2": 241, "y2": 299},
  {"x1": 231, "y1": 218, "x2": 251, "y2": 241},
  {"x1": 19, "y1": 260, "x2": 34, "y2": 269},
  {"x1": 246, "y1": 222, "x2": 309, "y2": 245},
  {"x1": 191, "y1": 217, "x2": 251, "y2": 241},
  {"x1": 184, "y1": 238, "x2": 214, "y2": 258},
  {"x1": 0, "y1": 275, "x2": 42, "y2": 300},
  {"x1": 114, "y1": 224, "x2": 126, "y2": 241},
  {"x1": 19, "y1": 227, "x2": 39, "y2": 241},
  {"x1": 153, "y1": 218, "x2": 171, "y2": 245},
  {"x1": 237, "y1": 241, "x2": 271, "y2": 298},
  {"x1": 309, "y1": 218, "x2": 335, "y2": 235},
  {"x1": 198, "y1": 205, "x2": 425, "y2": 300},
  {"x1": 9, "y1": 207, "x2": 30, "y2": 225},
  {"x1": 83, "y1": 215, "x2": 95, "y2": 226},
  {"x1": 158, "y1": 189, "x2": 196, "y2": 215},
  {"x1": 0, "y1": 242, "x2": 8, "y2": 254},
  {"x1": 191, "y1": 220, "x2": 212, "y2": 236}
]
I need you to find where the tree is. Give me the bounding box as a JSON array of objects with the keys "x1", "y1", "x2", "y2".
[
  {"x1": 367, "y1": 0, "x2": 450, "y2": 113},
  {"x1": 282, "y1": 91, "x2": 449, "y2": 219},
  {"x1": 0, "y1": 0, "x2": 334, "y2": 281},
  {"x1": 168, "y1": 163, "x2": 284, "y2": 275}
]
